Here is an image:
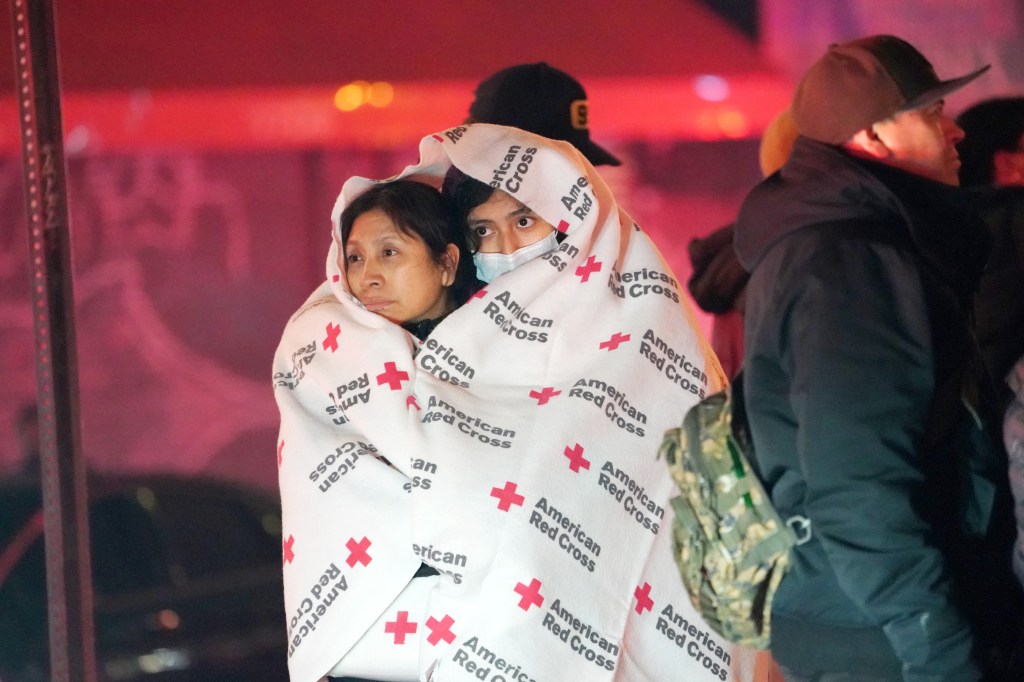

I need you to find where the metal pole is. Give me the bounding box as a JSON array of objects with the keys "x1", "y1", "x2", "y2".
[{"x1": 9, "y1": 1, "x2": 97, "y2": 680}]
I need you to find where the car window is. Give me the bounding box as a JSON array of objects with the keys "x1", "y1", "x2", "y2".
[
  {"x1": 0, "y1": 487, "x2": 170, "y2": 659},
  {"x1": 89, "y1": 494, "x2": 169, "y2": 595},
  {"x1": 151, "y1": 489, "x2": 281, "y2": 582}
]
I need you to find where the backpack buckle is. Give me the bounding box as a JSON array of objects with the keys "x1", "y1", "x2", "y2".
[{"x1": 786, "y1": 515, "x2": 812, "y2": 545}]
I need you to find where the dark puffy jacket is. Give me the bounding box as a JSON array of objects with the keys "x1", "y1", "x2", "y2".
[
  {"x1": 972, "y1": 186, "x2": 1024, "y2": 402},
  {"x1": 734, "y1": 137, "x2": 1019, "y2": 680}
]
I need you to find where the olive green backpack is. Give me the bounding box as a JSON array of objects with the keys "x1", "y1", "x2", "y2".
[{"x1": 659, "y1": 374, "x2": 801, "y2": 650}]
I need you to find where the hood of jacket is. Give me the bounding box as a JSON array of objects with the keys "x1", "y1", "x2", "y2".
[{"x1": 735, "y1": 136, "x2": 990, "y2": 301}]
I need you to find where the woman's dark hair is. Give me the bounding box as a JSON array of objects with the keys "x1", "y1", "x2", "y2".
[
  {"x1": 340, "y1": 179, "x2": 478, "y2": 306},
  {"x1": 441, "y1": 166, "x2": 496, "y2": 254}
]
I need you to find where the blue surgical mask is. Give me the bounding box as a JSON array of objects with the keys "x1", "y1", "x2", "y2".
[{"x1": 473, "y1": 231, "x2": 559, "y2": 283}]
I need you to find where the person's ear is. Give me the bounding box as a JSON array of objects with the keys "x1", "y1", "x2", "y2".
[
  {"x1": 993, "y1": 149, "x2": 1024, "y2": 187},
  {"x1": 847, "y1": 125, "x2": 891, "y2": 160},
  {"x1": 440, "y1": 244, "x2": 459, "y2": 287}
]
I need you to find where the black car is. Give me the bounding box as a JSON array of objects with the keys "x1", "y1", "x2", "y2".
[{"x1": 0, "y1": 474, "x2": 288, "y2": 681}]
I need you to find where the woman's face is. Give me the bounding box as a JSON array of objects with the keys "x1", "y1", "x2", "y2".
[
  {"x1": 344, "y1": 209, "x2": 457, "y2": 324},
  {"x1": 467, "y1": 190, "x2": 555, "y2": 254}
]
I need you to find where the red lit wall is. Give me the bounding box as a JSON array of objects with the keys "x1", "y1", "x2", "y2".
[{"x1": 0, "y1": 141, "x2": 763, "y2": 489}]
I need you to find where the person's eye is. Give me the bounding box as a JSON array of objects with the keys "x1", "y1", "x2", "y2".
[
  {"x1": 472, "y1": 224, "x2": 494, "y2": 239},
  {"x1": 516, "y1": 215, "x2": 536, "y2": 229},
  {"x1": 346, "y1": 253, "x2": 363, "y2": 264},
  {"x1": 382, "y1": 248, "x2": 399, "y2": 257}
]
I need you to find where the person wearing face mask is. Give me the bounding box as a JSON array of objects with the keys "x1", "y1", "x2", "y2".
[
  {"x1": 441, "y1": 166, "x2": 560, "y2": 283},
  {"x1": 457, "y1": 63, "x2": 620, "y2": 286},
  {"x1": 274, "y1": 123, "x2": 733, "y2": 682}
]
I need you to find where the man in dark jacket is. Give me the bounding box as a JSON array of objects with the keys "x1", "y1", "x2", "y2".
[
  {"x1": 956, "y1": 97, "x2": 1024, "y2": 406},
  {"x1": 734, "y1": 35, "x2": 1021, "y2": 681}
]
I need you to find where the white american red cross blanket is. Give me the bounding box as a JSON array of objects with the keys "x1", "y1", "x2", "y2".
[{"x1": 273, "y1": 123, "x2": 748, "y2": 682}]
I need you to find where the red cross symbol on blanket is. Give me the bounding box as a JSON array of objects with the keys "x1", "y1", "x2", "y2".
[
  {"x1": 277, "y1": 440, "x2": 285, "y2": 468},
  {"x1": 346, "y1": 536, "x2": 372, "y2": 567},
  {"x1": 514, "y1": 578, "x2": 545, "y2": 611},
  {"x1": 282, "y1": 535, "x2": 295, "y2": 565},
  {"x1": 377, "y1": 362, "x2": 409, "y2": 390},
  {"x1": 471, "y1": 288, "x2": 488, "y2": 300},
  {"x1": 600, "y1": 332, "x2": 631, "y2": 351},
  {"x1": 407, "y1": 395, "x2": 421, "y2": 411},
  {"x1": 529, "y1": 386, "x2": 561, "y2": 405},
  {"x1": 575, "y1": 255, "x2": 602, "y2": 282},
  {"x1": 556, "y1": 219, "x2": 569, "y2": 233},
  {"x1": 491, "y1": 481, "x2": 525, "y2": 511},
  {"x1": 323, "y1": 322, "x2": 341, "y2": 352},
  {"x1": 384, "y1": 611, "x2": 418, "y2": 644},
  {"x1": 426, "y1": 615, "x2": 456, "y2": 645},
  {"x1": 564, "y1": 443, "x2": 591, "y2": 473},
  {"x1": 634, "y1": 582, "x2": 654, "y2": 614}
]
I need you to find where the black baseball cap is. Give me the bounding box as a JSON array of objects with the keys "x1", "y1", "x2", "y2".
[
  {"x1": 467, "y1": 62, "x2": 621, "y2": 166},
  {"x1": 792, "y1": 35, "x2": 990, "y2": 145}
]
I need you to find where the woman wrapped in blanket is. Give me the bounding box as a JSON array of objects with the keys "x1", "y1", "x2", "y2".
[
  {"x1": 273, "y1": 177, "x2": 479, "y2": 682},
  {"x1": 275, "y1": 124, "x2": 741, "y2": 682},
  {"x1": 326, "y1": 174, "x2": 565, "y2": 682},
  {"x1": 329, "y1": 180, "x2": 485, "y2": 681}
]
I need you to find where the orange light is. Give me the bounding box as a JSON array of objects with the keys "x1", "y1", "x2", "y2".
[
  {"x1": 716, "y1": 108, "x2": 750, "y2": 138},
  {"x1": 333, "y1": 81, "x2": 369, "y2": 111},
  {"x1": 366, "y1": 82, "x2": 394, "y2": 108}
]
